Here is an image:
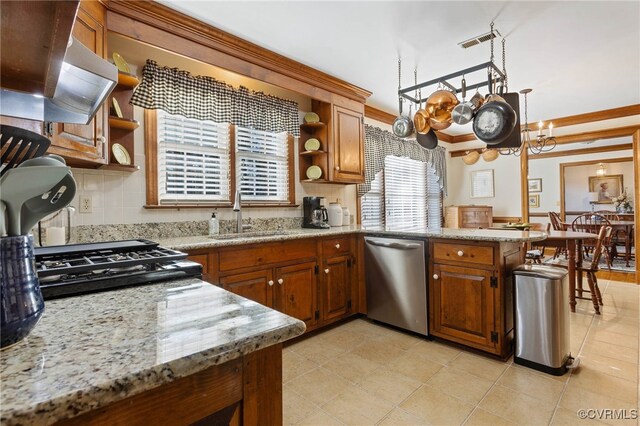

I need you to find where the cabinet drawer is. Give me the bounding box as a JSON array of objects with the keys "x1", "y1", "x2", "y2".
[
  {"x1": 219, "y1": 239, "x2": 316, "y2": 272},
  {"x1": 432, "y1": 242, "x2": 494, "y2": 266},
  {"x1": 322, "y1": 236, "x2": 350, "y2": 257}
]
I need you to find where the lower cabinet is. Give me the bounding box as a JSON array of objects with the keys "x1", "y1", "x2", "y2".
[
  {"x1": 220, "y1": 269, "x2": 274, "y2": 307},
  {"x1": 321, "y1": 255, "x2": 351, "y2": 321},
  {"x1": 275, "y1": 262, "x2": 318, "y2": 326}
]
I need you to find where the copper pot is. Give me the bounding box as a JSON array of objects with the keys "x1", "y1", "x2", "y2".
[{"x1": 426, "y1": 90, "x2": 459, "y2": 130}]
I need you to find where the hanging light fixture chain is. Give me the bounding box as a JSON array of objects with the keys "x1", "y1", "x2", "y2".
[
  {"x1": 489, "y1": 21, "x2": 495, "y2": 63},
  {"x1": 501, "y1": 38, "x2": 508, "y2": 91}
]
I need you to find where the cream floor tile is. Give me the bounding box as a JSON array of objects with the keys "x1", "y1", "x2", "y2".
[
  {"x1": 405, "y1": 340, "x2": 462, "y2": 365},
  {"x1": 283, "y1": 350, "x2": 319, "y2": 383},
  {"x1": 509, "y1": 362, "x2": 570, "y2": 383},
  {"x1": 315, "y1": 329, "x2": 369, "y2": 353},
  {"x1": 567, "y1": 368, "x2": 638, "y2": 404},
  {"x1": 283, "y1": 387, "x2": 320, "y2": 425},
  {"x1": 321, "y1": 387, "x2": 395, "y2": 425},
  {"x1": 587, "y1": 330, "x2": 639, "y2": 350},
  {"x1": 291, "y1": 337, "x2": 348, "y2": 365},
  {"x1": 479, "y1": 384, "x2": 557, "y2": 426},
  {"x1": 322, "y1": 351, "x2": 382, "y2": 383},
  {"x1": 369, "y1": 327, "x2": 423, "y2": 350},
  {"x1": 463, "y1": 408, "x2": 517, "y2": 426},
  {"x1": 581, "y1": 341, "x2": 639, "y2": 364},
  {"x1": 559, "y1": 384, "x2": 635, "y2": 418},
  {"x1": 496, "y1": 365, "x2": 566, "y2": 403},
  {"x1": 296, "y1": 409, "x2": 345, "y2": 426},
  {"x1": 287, "y1": 368, "x2": 357, "y2": 406},
  {"x1": 579, "y1": 352, "x2": 638, "y2": 381},
  {"x1": 591, "y1": 320, "x2": 639, "y2": 337},
  {"x1": 357, "y1": 368, "x2": 422, "y2": 405},
  {"x1": 426, "y1": 366, "x2": 494, "y2": 405},
  {"x1": 377, "y1": 407, "x2": 428, "y2": 426},
  {"x1": 571, "y1": 313, "x2": 597, "y2": 328},
  {"x1": 400, "y1": 385, "x2": 475, "y2": 425},
  {"x1": 447, "y1": 352, "x2": 509, "y2": 382},
  {"x1": 340, "y1": 319, "x2": 388, "y2": 338},
  {"x1": 349, "y1": 339, "x2": 406, "y2": 365},
  {"x1": 550, "y1": 407, "x2": 608, "y2": 425},
  {"x1": 388, "y1": 350, "x2": 444, "y2": 383}
]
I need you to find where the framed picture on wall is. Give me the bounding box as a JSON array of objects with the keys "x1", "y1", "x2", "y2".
[
  {"x1": 470, "y1": 169, "x2": 495, "y2": 198},
  {"x1": 528, "y1": 178, "x2": 542, "y2": 193},
  {"x1": 588, "y1": 174, "x2": 623, "y2": 204},
  {"x1": 528, "y1": 194, "x2": 540, "y2": 208}
]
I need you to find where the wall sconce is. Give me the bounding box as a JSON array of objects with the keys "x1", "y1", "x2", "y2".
[{"x1": 596, "y1": 164, "x2": 607, "y2": 176}]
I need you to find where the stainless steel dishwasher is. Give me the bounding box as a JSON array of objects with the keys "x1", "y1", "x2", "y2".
[{"x1": 364, "y1": 236, "x2": 428, "y2": 335}]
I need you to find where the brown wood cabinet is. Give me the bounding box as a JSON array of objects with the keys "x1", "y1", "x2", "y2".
[
  {"x1": 299, "y1": 101, "x2": 365, "y2": 184},
  {"x1": 188, "y1": 234, "x2": 360, "y2": 333},
  {"x1": 445, "y1": 205, "x2": 493, "y2": 229},
  {"x1": 429, "y1": 239, "x2": 523, "y2": 358},
  {"x1": 47, "y1": 0, "x2": 108, "y2": 167}
]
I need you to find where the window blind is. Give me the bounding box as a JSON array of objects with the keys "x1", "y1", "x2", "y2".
[
  {"x1": 360, "y1": 170, "x2": 384, "y2": 229},
  {"x1": 157, "y1": 110, "x2": 231, "y2": 203},
  {"x1": 235, "y1": 126, "x2": 289, "y2": 202},
  {"x1": 385, "y1": 156, "x2": 428, "y2": 231}
]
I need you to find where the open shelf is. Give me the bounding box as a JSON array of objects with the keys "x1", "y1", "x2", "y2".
[
  {"x1": 301, "y1": 179, "x2": 329, "y2": 183},
  {"x1": 117, "y1": 71, "x2": 140, "y2": 88},
  {"x1": 100, "y1": 163, "x2": 141, "y2": 172},
  {"x1": 300, "y1": 150, "x2": 327, "y2": 156},
  {"x1": 109, "y1": 116, "x2": 140, "y2": 130},
  {"x1": 300, "y1": 122, "x2": 326, "y2": 131}
]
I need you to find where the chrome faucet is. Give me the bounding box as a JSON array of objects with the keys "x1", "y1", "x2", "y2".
[{"x1": 233, "y1": 189, "x2": 252, "y2": 233}]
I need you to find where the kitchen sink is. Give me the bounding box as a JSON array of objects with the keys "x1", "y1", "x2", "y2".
[{"x1": 210, "y1": 230, "x2": 295, "y2": 240}]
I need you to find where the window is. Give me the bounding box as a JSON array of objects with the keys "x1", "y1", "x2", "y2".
[
  {"x1": 147, "y1": 110, "x2": 294, "y2": 207},
  {"x1": 156, "y1": 110, "x2": 231, "y2": 203},
  {"x1": 360, "y1": 155, "x2": 442, "y2": 231},
  {"x1": 235, "y1": 126, "x2": 290, "y2": 203}
]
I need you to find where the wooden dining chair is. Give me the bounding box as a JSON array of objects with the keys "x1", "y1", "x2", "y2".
[
  {"x1": 548, "y1": 212, "x2": 567, "y2": 259},
  {"x1": 595, "y1": 210, "x2": 632, "y2": 261},
  {"x1": 571, "y1": 213, "x2": 614, "y2": 270},
  {"x1": 548, "y1": 225, "x2": 611, "y2": 315}
]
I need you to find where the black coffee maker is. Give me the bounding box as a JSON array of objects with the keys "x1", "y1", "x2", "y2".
[{"x1": 303, "y1": 197, "x2": 330, "y2": 229}]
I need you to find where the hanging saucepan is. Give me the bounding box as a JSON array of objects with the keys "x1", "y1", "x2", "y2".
[
  {"x1": 426, "y1": 88, "x2": 458, "y2": 131},
  {"x1": 472, "y1": 72, "x2": 517, "y2": 145},
  {"x1": 414, "y1": 90, "x2": 431, "y2": 135},
  {"x1": 452, "y1": 78, "x2": 483, "y2": 125},
  {"x1": 416, "y1": 128, "x2": 438, "y2": 150},
  {"x1": 392, "y1": 102, "x2": 414, "y2": 138}
]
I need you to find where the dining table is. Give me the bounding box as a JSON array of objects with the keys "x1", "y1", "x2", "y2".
[
  {"x1": 562, "y1": 220, "x2": 635, "y2": 267},
  {"x1": 542, "y1": 230, "x2": 598, "y2": 313}
]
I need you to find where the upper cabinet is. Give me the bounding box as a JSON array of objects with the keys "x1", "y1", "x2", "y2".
[
  {"x1": 48, "y1": 0, "x2": 108, "y2": 167},
  {"x1": 299, "y1": 100, "x2": 365, "y2": 184}
]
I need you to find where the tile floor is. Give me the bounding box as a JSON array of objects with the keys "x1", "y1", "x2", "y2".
[{"x1": 283, "y1": 279, "x2": 640, "y2": 425}]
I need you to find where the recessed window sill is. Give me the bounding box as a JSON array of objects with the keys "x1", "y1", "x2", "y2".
[{"x1": 144, "y1": 203, "x2": 299, "y2": 210}]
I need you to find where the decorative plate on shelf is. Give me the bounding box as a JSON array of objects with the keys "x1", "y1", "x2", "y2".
[
  {"x1": 112, "y1": 52, "x2": 131, "y2": 74},
  {"x1": 304, "y1": 112, "x2": 320, "y2": 123},
  {"x1": 112, "y1": 98, "x2": 123, "y2": 118},
  {"x1": 112, "y1": 143, "x2": 131, "y2": 165},
  {"x1": 305, "y1": 165, "x2": 322, "y2": 180},
  {"x1": 304, "y1": 138, "x2": 320, "y2": 151}
]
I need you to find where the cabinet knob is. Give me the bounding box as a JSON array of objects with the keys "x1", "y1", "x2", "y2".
[
  {"x1": 335, "y1": 166, "x2": 340, "y2": 171},
  {"x1": 277, "y1": 278, "x2": 284, "y2": 285},
  {"x1": 457, "y1": 250, "x2": 464, "y2": 257},
  {"x1": 268, "y1": 280, "x2": 274, "y2": 286},
  {"x1": 433, "y1": 274, "x2": 439, "y2": 280},
  {"x1": 97, "y1": 136, "x2": 106, "y2": 143},
  {"x1": 324, "y1": 268, "x2": 330, "y2": 274},
  {"x1": 335, "y1": 243, "x2": 341, "y2": 249}
]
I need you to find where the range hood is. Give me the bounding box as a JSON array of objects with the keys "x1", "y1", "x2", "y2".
[{"x1": 0, "y1": 37, "x2": 118, "y2": 125}]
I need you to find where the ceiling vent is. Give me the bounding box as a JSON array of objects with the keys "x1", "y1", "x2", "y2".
[{"x1": 458, "y1": 29, "x2": 501, "y2": 49}]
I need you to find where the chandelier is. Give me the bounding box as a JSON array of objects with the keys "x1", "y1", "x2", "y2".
[{"x1": 499, "y1": 88, "x2": 556, "y2": 156}]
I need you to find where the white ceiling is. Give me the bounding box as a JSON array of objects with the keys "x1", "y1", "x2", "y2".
[{"x1": 158, "y1": 1, "x2": 640, "y2": 136}]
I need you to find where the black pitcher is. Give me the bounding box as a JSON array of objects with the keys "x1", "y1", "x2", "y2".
[{"x1": 0, "y1": 235, "x2": 45, "y2": 348}]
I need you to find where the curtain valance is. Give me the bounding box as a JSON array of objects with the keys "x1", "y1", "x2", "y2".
[
  {"x1": 130, "y1": 60, "x2": 300, "y2": 137},
  {"x1": 357, "y1": 125, "x2": 447, "y2": 196}
]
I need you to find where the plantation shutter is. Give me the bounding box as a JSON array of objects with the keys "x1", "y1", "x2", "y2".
[
  {"x1": 157, "y1": 110, "x2": 231, "y2": 203},
  {"x1": 360, "y1": 170, "x2": 384, "y2": 229},
  {"x1": 235, "y1": 126, "x2": 289, "y2": 202}
]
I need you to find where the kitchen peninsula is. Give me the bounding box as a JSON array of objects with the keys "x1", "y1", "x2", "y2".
[{"x1": 0, "y1": 279, "x2": 306, "y2": 425}]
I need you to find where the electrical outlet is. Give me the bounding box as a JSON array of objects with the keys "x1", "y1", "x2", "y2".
[{"x1": 80, "y1": 196, "x2": 92, "y2": 213}]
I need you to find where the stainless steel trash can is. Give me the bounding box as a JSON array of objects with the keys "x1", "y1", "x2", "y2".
[{"x1": 513, "y1": 264, "x2": 570, "y2": 376}]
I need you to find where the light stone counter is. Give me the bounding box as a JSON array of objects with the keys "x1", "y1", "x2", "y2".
[
  {"x1": 0, "y1": 278, "x2": 305, "y2": 425},
  {"x1": 158, "y1": 226, "x2": 547, "y2": 251}
]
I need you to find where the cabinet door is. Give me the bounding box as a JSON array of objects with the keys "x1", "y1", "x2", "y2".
[
  {"x1": 430, "y1": 264, "x2": 496, "y2": 351},
  {"x1": 49, "y1": 1, "x2": 107, "y2": 165},
  {"x1": 274, "y1": 262, "x2": 317, "y2": 327},
  {"x1": 322, "y1": 255, "x2": 351, "y2": 321},
  {"x1": 220, "y1": 269, "x2": 274, "y2": 308},
  {"x1": 331, "y1": 105, "x2": 364, "y2": 183}
]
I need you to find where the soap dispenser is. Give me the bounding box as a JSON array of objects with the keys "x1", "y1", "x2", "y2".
[{"x1": 208, "y1": 212, "x2": 219, "y2": 236}]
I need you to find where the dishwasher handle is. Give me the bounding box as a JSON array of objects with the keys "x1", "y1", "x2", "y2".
[{"x1": 365, "y1": 240, "x2": 422, "y2": 250}]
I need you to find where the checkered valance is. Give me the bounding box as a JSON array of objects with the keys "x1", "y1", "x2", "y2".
[
  {"x1": 357, "y1": 125, "x2": 447, "y2": 196},
  {"x1": 130, "y1": 60, "x2": 300, "y2": 137}
]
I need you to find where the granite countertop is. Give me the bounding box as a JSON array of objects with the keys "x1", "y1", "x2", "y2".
[
  {"x1": 158, "y1": 226, "x2": 547, "y2": 250},
  {"x1": 0, "y1": 278, "x2": 306, "y2": 425}
]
